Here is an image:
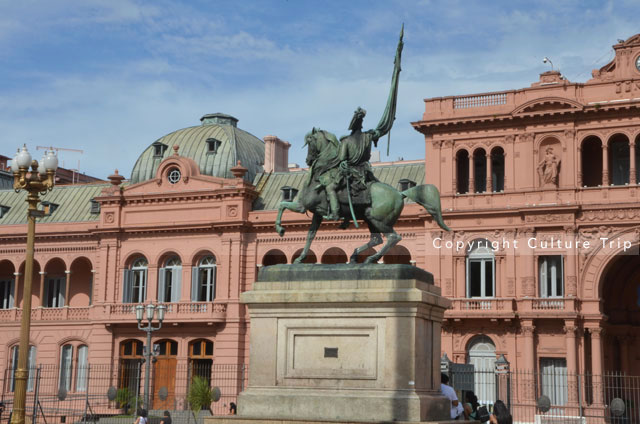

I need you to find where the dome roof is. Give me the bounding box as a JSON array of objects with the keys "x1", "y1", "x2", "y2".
[{"x1": 130, "y1": 113, "x2": 264, "y2": 184}]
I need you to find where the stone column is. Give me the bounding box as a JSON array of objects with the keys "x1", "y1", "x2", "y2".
[
  {"x1": 38, "y1": 271, "x2": 46, "y2": 307},
  {"x1": 469, "y1": 154, "x2": 475, "y2": 193},
  {"x1": 602, "y1": 144, "x2": 609, "y2": 186},
  {"x1": 630, "y1": 140, "x2": 636, "y2": 184},
  {"x1": 590, "y1": 327, "x2": 604, "y2": 405},
  {"x1": 64, "y1": 270, "x2": 71, "y2": 306},
  {"x1": 521, "y1": 320, "x2": 536, "y2": 403},
  {"x1": 452, "y1": 156, "x2": 457, "y2": 194},
  {"x1": 565, "y1": 227, "x2": 577, "y2": 296},
  {"x1": 487, "y1": 151, "x2": 493, "y2": 193},
  {"x1": 577, "y1": 147, "x2": 583, "y2": 187},
  {"x1": 564, "y1": 320, "x2": 578, "y2": 404}
]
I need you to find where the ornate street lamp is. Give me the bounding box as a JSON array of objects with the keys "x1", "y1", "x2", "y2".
[
  {"x1": 135, "y1": 303, "x2": 166, "y2": 409},
  {"x1": 11, "y1": 145, "x2": 58, "y2": 424}
]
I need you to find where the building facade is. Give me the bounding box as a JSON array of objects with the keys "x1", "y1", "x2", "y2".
[{"x1": 0, "y1": 34, "x2": 639, "y2": 418}]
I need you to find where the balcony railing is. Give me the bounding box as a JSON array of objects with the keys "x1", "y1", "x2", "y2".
[
  {"x1": 453, "y1": 93, "x2": 508, "y2": 109},
  {"x1": 447, "y1": 298, "x2": 517, "y2": 316},
  {"x1": 0, "y1": 301, "x2": 228, "y2": 323}
]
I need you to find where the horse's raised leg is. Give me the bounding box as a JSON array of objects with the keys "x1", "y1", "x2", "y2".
[
  {"x1": 363, "y1": 230, "x2": 402, "y2": 264},
  {"x1": 294, "y1": 213, "x2": 323, "y2": 264},
  {"x1": 349, "y1": 231, "x2": 383, "y2": 264},
  {"x1": 275, "y1": 201, "x2": 306, "y2": 237}
]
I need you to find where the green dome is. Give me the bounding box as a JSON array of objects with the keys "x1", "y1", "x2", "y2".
[{"x1": 130, "y1": 113, "x2": 264, "y2": 184}]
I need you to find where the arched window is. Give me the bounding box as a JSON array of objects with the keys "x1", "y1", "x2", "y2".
[
  {"x1": 262, "y1": 249, "x2": 287, "y2": 266},
  {"x1": 383, "y1": 245, "x2": 412, "y2": 265},
  {"x1": 609, "y1": 134, "x2": 630, "y2": 185},
  {"x1": 189, "y1": 339, "x2": 214, "y2": 384},
  {"x1": 58, "y1": 343, "x2": 91, "y2": 392},
  {"x1": 0, "y1": 260, "x2": 15, "y2": 309},
  {"x1": 292, "y1": 249, "x2": 317, "y2": 264},
  {"x1": 159, "y1": 256, "x2": 181, "y2": 303},
  {"x1": 474, "y1": 149, "x2": 487, "y2": 193},
  {"x1": 467, "y1": 336, "x2": 496, "y2": 405},
  {"x1": 491, "y1": 147, "x2": 505, "y2": 192},
  {"x1": 582, "y1": 137, "x2": 603, "y2": 187},
  {"x1": 321, "y1": 247, "x2": 348, "y2": 264},
  {"x1": 466, "y1": 240, "x2": 495, "y2": 298},
  {"x1": 10, "y1": 345, "x2": 36, "y2": 392},
  {"x1": 119, "y1": 340, "x2": 143, "y2": 391},
  {"x1": 456, "y1": 150, "x2": 469, "y2": 194},
  {"x1": 123, "y1": 257, "x2": 148, "y2": 303},
  {"x1": 192, "y1": 256, "x2": 216, "y2": 302}
]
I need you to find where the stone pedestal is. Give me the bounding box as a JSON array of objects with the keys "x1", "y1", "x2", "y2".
[{"x1": 232, "y1": 264, "x2": 451, "y2": 423}]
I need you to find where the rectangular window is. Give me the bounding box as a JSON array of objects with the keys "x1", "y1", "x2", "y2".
[
  {"x1": 59, "y1": 345, "x2": 73, "y2": 391},
  {"x1": 158, "y1": 267, "x2": 181, "y2": 303},
  {"x1": 45, "y1": 277, "x2": 65, "y2": 307},
  {"x1": 539, "y1": 256, "x2": 564, "y2": 298},
  {"x1": 540, "y1": 358, "x2": 568, "y2": 407},
  {"x1": 192, "y1": 265, "x2": 216, "y2": 302},
  {"x1": 0, "y1": 278, "x2": 15, "y2": 309},
  {"x1": 132, "y1": 269, "x2": 147, "y2": 303},
  {"x1": 467, "y1": 258, "x2": 495, "y2": 298}
]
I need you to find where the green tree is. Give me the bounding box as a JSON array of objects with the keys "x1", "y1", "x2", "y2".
[{"x1": 187, "y1": 376, "x2": 212, "y2": 421}]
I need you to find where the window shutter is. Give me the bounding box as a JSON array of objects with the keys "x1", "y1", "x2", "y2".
[
  {"x1": 158, "y1": 268, "x2": 166, "y2": 303},
  {"x1": 122, "y1": 269, "x2": 132, "y2": 303},
  {"x1": 9, "y1": 278, "x2": 15, "y2": 308},
  {"x1": 142, "y1": 269, "x2": 148, "y2": 302},
  {"x1": 559, "y1": 256, "x2": 564, "y2": 297},
  {"x1": 76, "y1": 346, "x2": 88, "y2": 392},
  {"x1": 191, "y1": 267, "x2": 199, "y2": 302},
  {"x1": 172, "y1": 267, "x2": 182, "y2": 302},
  {"x1": 540, "y1": 258, "x2": 547, "y2": 298},
  {"x1": 27, "y1": 346, "x2": 36, "y2": 392}
]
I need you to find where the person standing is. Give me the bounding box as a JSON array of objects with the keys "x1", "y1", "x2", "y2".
[
  {"x1": 441, "y1": 373, "x2": 463, "y2": 420},
  {"x1": 160, "y1": 410, "x2": 171, "y2": 424},
  {"x1": 490, "y1": 400, "x2": 512, "y2": 424}
]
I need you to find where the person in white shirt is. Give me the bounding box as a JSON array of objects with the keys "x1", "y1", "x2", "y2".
[{"x1": 441, "y1": 373, "x2": 463, "y2": 419}]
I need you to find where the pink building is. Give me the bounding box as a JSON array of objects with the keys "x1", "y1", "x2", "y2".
[{"x1": 0, "y1": 34, "x2": 639, "y2": 420}]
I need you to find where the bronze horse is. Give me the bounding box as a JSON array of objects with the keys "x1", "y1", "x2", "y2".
[{"x1": 275, "y1": 128, "x2": 450, "y2": 264}]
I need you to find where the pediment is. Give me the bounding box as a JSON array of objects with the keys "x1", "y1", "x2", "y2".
[
  {"x1": 616, "y1": 34, "x2": 640, "y2": 47},
  {"x1": 511, "y1": 97, "x2": 583, "y2": 116},
  {"x1": 124, "y1": 174, "x2": 229, "y2": 196}
]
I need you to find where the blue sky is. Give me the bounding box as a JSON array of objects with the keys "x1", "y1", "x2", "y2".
[{"x1": 0, "y1": 0, "x2": 637, "y2": 179}]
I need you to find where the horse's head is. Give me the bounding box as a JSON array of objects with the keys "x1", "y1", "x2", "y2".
[
  {"x1": 304, "y1": 127, "x2": 338, "y2": 166},
  {"x1": 304, "y1": 127, "x2": 321, "y2": 166}
]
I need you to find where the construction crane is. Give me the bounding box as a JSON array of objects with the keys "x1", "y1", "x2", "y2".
[
  {"x1": 36, "y1": 146, "x2": 84, "y2": 184},
  {"x1": 36, "y1": 146, "x2": 84, "y2": 154}
]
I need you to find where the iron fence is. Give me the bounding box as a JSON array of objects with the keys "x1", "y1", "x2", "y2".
[
  {"x1": 0, "y1": 362, "x2": 247, "y2": 424},
  {"x1": 444, "y1": 367, "x2": 640, "y2": 424}
]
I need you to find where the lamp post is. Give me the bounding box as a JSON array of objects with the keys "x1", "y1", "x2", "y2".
[
  {"x1": 135, "y1": 303, "x2": 166, "y2": 410},
  {"x1": 10, "y1": 145, "x2": 58, "y2": 424}
]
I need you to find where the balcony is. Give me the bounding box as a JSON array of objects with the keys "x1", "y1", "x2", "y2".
[
  {"x1": 446, "y1": 298, "x2": 517, "y2": 320},
  {"x1": 0, "y1": 301, "x2": 228, "y2": 324},
  {"x1": 517, "y1": 297, "x2": 580, "y2": 318}
]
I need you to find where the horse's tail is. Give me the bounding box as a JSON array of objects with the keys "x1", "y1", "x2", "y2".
[{"x1": 401, "y1": 184, "x2": 451, "y2": 231}]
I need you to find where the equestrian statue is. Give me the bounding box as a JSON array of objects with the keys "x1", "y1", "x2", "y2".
[{"x1": 275, "y1": 25, "x2": 450, "y2": 264}]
